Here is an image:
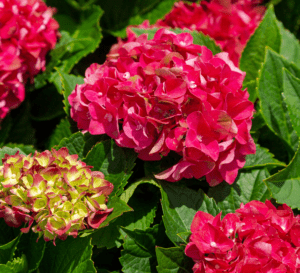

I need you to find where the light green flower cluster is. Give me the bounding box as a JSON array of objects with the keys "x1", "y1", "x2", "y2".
[{"x1": 0, "y1": 148, "x2": 114, "y2": 243}]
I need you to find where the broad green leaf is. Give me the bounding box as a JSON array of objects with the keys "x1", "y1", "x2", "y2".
[
  {"x1": 176, "y1": 232, "x2": 191, "y2": 245},
  {"x1": 6, "y1": 255, "x2": 28, "y2": 273},
  {"x1": 240, "y1": 5, "x2": 281, "y2": 87},
  {"x1": 16, "y1": 232, "x2": 46, "y2": 273},
  {"x1": 120, "y1": 178, "x2": 159, "y2": 203},
  {"x1": 0, "y1": 147, "x2": 26, "y2": 165},
  {"x1": 283, "y1": 69, "x2": 300, "y2": 137},
  {"x1": 257, "y1": 48, "x2": 300, "y2": 152},
  {"x1": 6, "y1": 100, "x2": 36, "y2": 146},
  {"x1": 48, "y1": 118, "x2": 72, "y2": 149},
  {"x1": 56, "y1": 132, "x2": 85, "y2": 159},
  {"x1": 92, "y1": 182, "x2": 158, "y2": 249},
  {"x1": 0, "y1": 116, "x2": 12, "y2": 146},
  {"x1": 56, "y1": 69, "x2": 84, "y2": 116},
  {"x1": 0, "y1": 219, "x2": 18, "y2": 246},
  {"x1": 39, "y1": 236, "x2": 96, "y2": 273},
  {"x1": 265, "y1": 142, "x2": 300, "y2": 209},
  {"x1": 119, "y1": 225, "x2": 159, "y2": 273},
  {"x1": 0, "y1": 265, "x2": 14, "y2": 273},
  {"x1": 4, "y1": 144, "x2": 35, "y2": 155},
  {"x1": 30, "y1": 85, "x2": 64, "y2": 121},
  {"x1": 156, "y1": 246, "x2": 193, "y2": 273},
  {"x1": 99, "y1": 0, "x2": 177, "y2": 38},
  {"x1": 160, "y1": 181, "x2": 220, "y2": 245},
  {"x1": 208, "y1": 168, "x2": 271, "y2": 216},
  {"x1": 243, "y1": 80, "x2": 257, "y2": 103},
  {"x1": 84, "y1": 140, "x2": 137, "y2": 196},
  {"x1": 244, "y1": 144, "x2": 286, "y2": 169},
  {"x1": 131, "y1": 28, "x2": 221, "y2": 55},
  {"x1": 278, "y1": 21, "x2": 300, "y2": 68},
  {"x1": 0, "y1": 234, "x2": 21, "y2": 264}
]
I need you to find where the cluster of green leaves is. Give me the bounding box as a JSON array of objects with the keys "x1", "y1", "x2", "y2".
[{"x1": 1, "y1": 0, "x2": 300, "y2": 272}]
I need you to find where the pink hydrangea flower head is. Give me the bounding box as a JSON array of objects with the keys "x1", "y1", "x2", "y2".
[
  {"x1": 0, "y1": 0, "x2": 59, "y2": 120},
  {"x1": 185, "y1": 200, "x2": 300, "y2": 272},
  {"x1": 70, "y1": 29, "x2": 255, "y2": 186},
  {"x1": 0, "y1": 148, "x2": 114, "y2": 244}
]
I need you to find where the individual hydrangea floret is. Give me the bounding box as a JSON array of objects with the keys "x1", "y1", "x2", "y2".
[
  {"x1": 0, "y1": 0, "x2": 59, "y2": 120},
  {"x1": 110, "y1": 0, "x2": 265, "y2": 66},
  {"x1": 69, "y1": 29, "x2": 255, "y2": 186},
  {"x1": 185, "y1": 200, "x2": 300, "y2": 272},
  {"x1": 0, "y1": 148, "x2": 114, "y2": 243}
]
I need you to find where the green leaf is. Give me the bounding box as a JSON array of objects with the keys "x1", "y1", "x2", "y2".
[
  {"x1": 240, "y1": 5, "x2": 281, "y2": 87},
  {"x1": 282, "y1": 69, "x2": 300, "y2": 138},
  {"x1": 265, "y1": 142, "x2": 300, "y2": 209},
  {"x1": 3, "y1": 144, "x2": 35, "y2": 155},
  {"x1": 208, "y1": 168, "x2": 271, "y2": 216},
  {"x1": 119, "y1": 225, "x2": 159, "y2": 273},
  {"x1": 176, "y1": 232, "x2": 191, "y2": 245},
  {"x1": 0, "y1": 234, "x2": 21, "y2": 264},
  {"x1": 278, "y1": 21, "x2": 300, "y2": 68},
  {"x1": 39, "y1": 236, "x2": 96, "y2": 273},
  {"x1": 56, "y1": 69, "x2": 84, "y2": 116},
  {"x1": 30, "y1": 85, "x2": 64, "y2": 121},
  {"x1": 0, "y1": 265, "x2": 14, "y2": 273},
  {"x1": 160, "y1": 181, "x2": 220, "y2": 245},
  {"x1": 16, "y1": 232, "x2": 46, "y2": 273},
  {"x1": 56, "y1": 132, "x2": 85, "y2": 159},
  {"x1": 99, "y1": 0, "x2": 177, "y2": 38},
  {"x1": 0, "y1": 116, "x2": 12, "y2": 146},
  {"x1": 0, "y1": 219, "x2": 18, "y2": 246},
  {"x1": 257, "y1": 48, "x2": 300, "y2": 152},
  {"x1": 48, "y1": 118, "x2": 72, "y2": 149},
  {"x1": 92, "y1": 181, "x2": 158, "y2": 249},
  {"x1": 5, "y1": 254, "x2": 28, "y2": 273},
  {"x1": 156, "y1": 246, "x2": 193, "y2": 273},
  {"x1": 0, "y1": 147, "x2": 26, "y2": 165},
  {"x1": 84, "y1": 140, "x2": 137, "y2": 196},
  {"x1": 131, "y1": 28, "x2": 221, "y2": 55},
  {"x1": 244, "y1": 144, "x2": 286, "y2": 169}
]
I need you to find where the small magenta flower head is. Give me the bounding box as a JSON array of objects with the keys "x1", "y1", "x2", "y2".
[
  {"x1": 185, "y1": 201, "x2": 300, "y2": 272},
  {"x1": 0, "y1": 148, "x2": 114, "y2": 244}
]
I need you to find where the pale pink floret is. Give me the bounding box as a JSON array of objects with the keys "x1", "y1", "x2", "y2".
[
  {"x1": 185, "y1": 200, "x2": 300, "y2": 272},
  {"x1": 69, "y1": 29, "x2": 255, "y2": 185},
  {"x1": 0, "y1": 148, "x2": 114, "y2": 244},
  {"x1": 0, "y1": 0, "x2": 59, "y2": 120}
]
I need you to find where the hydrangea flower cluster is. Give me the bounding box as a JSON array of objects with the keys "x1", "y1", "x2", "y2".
[
  {"x1": 0, "y1": 0, "x2": 59, "y2": 120},
  {"x1": 69, "y1": 29, "x2": 255, "y2": 186},
  {"x1": 0, "y1": 148, "x2": 113, "y2": 243},
  {"x1": 110, "y1": 0, "x2": 265, "y2": 66},
  {"x1": 185, "y1": 200, "x2": 300, "y2": 272}
]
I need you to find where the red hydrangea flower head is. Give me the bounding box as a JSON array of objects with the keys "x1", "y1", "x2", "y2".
[
  {"x1": 185, "y1": 200, "x2": 300, "y2": 272},
  {"x1": 110, "y1": 0, "x2": 265, "y2": 66},
  {"x1": 0, "y1": 148, "x2": 114, "y2": 243},
  {"x1": 0, "y1": 0, "x2": 59, "y2": 120},
  {"x1": 69, "y1": 29, "x2": 255, "y2": 186}
]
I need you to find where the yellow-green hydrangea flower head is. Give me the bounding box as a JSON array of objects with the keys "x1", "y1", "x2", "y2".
[{"x1": 0, "y1": 148, "x2": 114, "y2": 243}]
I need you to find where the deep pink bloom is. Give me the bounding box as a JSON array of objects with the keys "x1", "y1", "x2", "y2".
[
  {"x1": 0, "y1": 0, "x2": 59, "y2": 120},
  {"x1": 185, "y1": 200, "x2": 300, "y2": 272},
  {"x1": 70, "y1": 29, "x2": 255, "y2": 185}
]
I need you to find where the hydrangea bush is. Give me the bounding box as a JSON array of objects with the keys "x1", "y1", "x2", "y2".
[{"x1": 0, "y1": 0, "x2": 300, "y2": 272}]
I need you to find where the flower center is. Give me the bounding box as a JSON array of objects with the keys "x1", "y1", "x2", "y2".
[{"x1": 123, "y1": 72, "x2": 130, "y2": 79}]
